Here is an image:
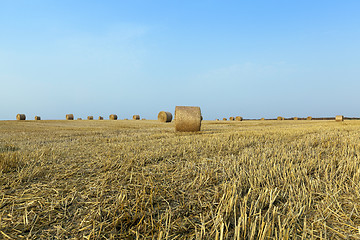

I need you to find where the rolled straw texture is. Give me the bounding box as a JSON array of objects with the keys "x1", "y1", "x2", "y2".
[
  {"x1": 158, "y1": 111, "x2": 173, "y2": 122},
  {"x1": 16, "y1": 114, "x2": 26, "y2": 120},
  {"x1": 175, "y1": 106, "x2": 201, "y2": 132},
  {"x1": 133, "y1": 115, "x2": 140, "y2": 120},
  {"x1": 87, "y1": 116, "x2": 93, "y2": 120},
  {"x1": 35, "y1": 116, "x2": 41, "y2": 120},
  {"x1": 66, "y1": 114, "x2": 74, "y2": 120},
  {"x1": 335, "y1": 115, "x2": 344, "y2": 122},
  {"x1": 98, "y1": 116, "x2": 103, "y2": 120},
  {"x1": 109, "y1": 114, "x2": 118, "y2": 120},
  {"x1": 235, "y1": 116, "x2": 243, "y2": 121}
]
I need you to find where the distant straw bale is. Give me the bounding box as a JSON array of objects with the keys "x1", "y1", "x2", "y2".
[
  {"x1": 277, "y1": 116, "x2": 283, "y2": 121},
  {"x1": 34, "y1": 116, "x2": 41, "y2": 120},
  {"x1": 229, "y1": 117, "x2": 235, "y2": 121},
  {"x1": 87, "y1": 116, "x2": 93, "y2": 120},
  {"x1": 109, "y1": 114, "x2": 118, "y2": 120},
  {"x1": 336, "y1": 115, "x2": 344, "y2": 122},
  {"x1": 133, "y1": 115, "x2": 140, "y2": 120},
  {"x1": 223, "y1": 118, "x2": 227, "y2": 121},
  {"x1": 235, "y1": 116, "x2": 243, "y2": 121},
  {"x1": 98, "y1": 116, "x2": 103, "y2": 120},
  {"x1": 158, "y1": 111, "x2": 173, "y2": 122},
  {"x1": 216, "y1": 119, "x2": 219, "y2": 121},
  {"x1": 124, "y1": 118, "x2": 128, "y2": 120},
  {"x1": 142, "y1": 118, "x2": 146, "y2": 120},
  {"x1": 294, "y1": 117, "x2": 298, "y2": 120},
  {"x1": 16, "y1": 114, "x2": 26, "y2": 120},
  {"x1": 307, "y1": 116, "x2": 312, "y2": 120},
  {"x1": 66, "y1": 114, "x2": 74, "y2": 120},
  {"x1": 261, "y1": 118, "x2": 265, "y2": 121},
  {"x1": 175, "y1": 106, "x2": 201, "y2": 132},
  {"x1": 77, "y1": 118, "x2": 82, "y2": 120}
]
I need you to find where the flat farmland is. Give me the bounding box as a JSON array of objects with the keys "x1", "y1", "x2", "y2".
[{"x1": 1, "y1": 120, "x2": 360, "y2": 239}]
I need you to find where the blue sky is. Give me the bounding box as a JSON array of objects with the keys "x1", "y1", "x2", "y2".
[{"x1": 1, "y1": 1, "x2": 360, "y2": 120}]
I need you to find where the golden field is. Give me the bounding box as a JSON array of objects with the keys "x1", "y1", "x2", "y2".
[{"x1": 1, "y1": 119, "x2": 360, "y2": 239}]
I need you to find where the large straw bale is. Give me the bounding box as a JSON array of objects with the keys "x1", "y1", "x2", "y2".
[
  {"x1": 261, "y1": 118, "x2": 265, "y2": 121},
  {"x1": 16, "y1": 114, "x2": 26, "y2": 120},
  {"x1": 294, "y1": 117, "x2": 298, "y2": 120},
  {"x1": 307, "y1": 116, "x2": 312, "y2": 120},
  {"x1": 229, "y1": 117, "x2": 235, "y2": 121},
  {"x1": 158, "y1": 111, "x2": 173, "y2": 122},
  {"x1": 66, "y1": 114, "x2": 74, "y2": 120},
  {"x1": 109, "y1": 114, "x2": 118, "y2": 120},
  {"x1": 175, "y1": 106, "x2": 201, "y2": 132},
  {"x1": 335, "y1": 115, "x2": 344, "y2": 122},
  {"x1": 87, "y1": 116, "x2": 93, "y2": 120},
  {"x1": 98, "y1": 116, "x2": 103, "y2": 120},
  {"x1": 235, "y1": 116, "x2": 243, "y2": 121},
  {"x1": 133, "y1": 115, "x2": 140, "y2": 120},
  {"x1": 277, "y1": 116, "x2": 283, "y2": 121},
  {"x1": 34, "y1": 116, "x2": 41, "y2": 120},
  {"x1": 223, "y1": 118, "x2": 227, "y2": 121},
  {"x1": 216, "y1": 119, "x2": 219, "y2": 121}
]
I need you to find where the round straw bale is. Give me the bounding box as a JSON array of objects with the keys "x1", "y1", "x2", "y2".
[
  {"x1": 98, "y1": 116, "x2": 103, "y2": 120},
  {"x1": 66, "y1": 114, "x2": 74, "y2": 120},
  {"x1": 87, "y1": 116, "x2": 93, "y2": 120},
  {"x1": 109, "y1": 114, "x2": 118, "y2": 120},
  {"x1": 261, "y1": 118, "x2": 265, "y2": 121},
  {"x1": 124, "y1": 118, "x2": 128, "y2": 120},
  {"x1": 335, "y1": 115, "x2": 344, "y2": 122},
  {"x1": 307, "y1": 116, "x2": 312, "y2": 120},
  {"x1": 175, "y1": 106, "x2": 201, "y2": 132},
  {"x1": 34, "y1": 116, "x2": 41, "y2": 120},
  {"x1": 277, "y1": 116, "x2": 283, "y2": 120},
  {"x1": 158, "y1": 111, "x2": 173, "y2": 122},
  {"x1": 294, "y1": 117, "x2": 298, "y2": 120},
  {"x1": 235, "y1": 116, "x2": 243, "y2": 121},
  {"x1": 16, "y1": 114, "x2": 26, "y2": 120},
  {"x1": 133, "y1": 115, "x2": 140, "y2": 120},
  {"x1": 216, "y1": 119, "x2": 219, "y2": 121},
  {"x1": 223, "y1": 118, "x2": 227, "y2": 121},
  {"x1": 77, "y1": 118, "x2": 82, "y2": 120},
  {"x1": 229, "y1": 117, "x2": 235, "y2": 121}
]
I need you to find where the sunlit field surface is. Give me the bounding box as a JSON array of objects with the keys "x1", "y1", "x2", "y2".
[{"x1": 1, "y1": 120, "x2": 360, "y2": 239}]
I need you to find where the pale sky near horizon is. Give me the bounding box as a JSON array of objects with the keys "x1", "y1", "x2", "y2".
[{"x1": 1, "y1": 1, "x2": 360, "y2": 120}]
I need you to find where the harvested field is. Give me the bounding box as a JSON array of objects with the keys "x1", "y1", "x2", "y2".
[{"x1": 1, "y1": 120, "x2": 360, "y2": 239}]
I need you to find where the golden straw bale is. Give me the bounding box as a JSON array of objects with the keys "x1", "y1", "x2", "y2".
[
  {"x1": 109, "y1": 114, "x2": 118, "y2": 120},
  {"x1": 133, "y1": 115, "x2": 140, "y2": 120},
  {"x1": 158, "y1": 111, "x2": 173, "y2": 122},
  {"x1": 277, "y1": 116, "x2": 283, "y2": 121},
  {"x1": 229, "y1": 117, "x2": 235, "y2": 121},
  {"x1": 261, "y1": 118, "x2": 265, "y2": 121},
  {"x1": 307, "y1": 116, "x2": 312, "y2": 120},
  {"x1": 124, "y1": 118, "x2": 128, "y2": 120},
  {"x1": 87, "y1": 116, "x2": 93, "y2": 120},
  {"x1": 98, "y1": 116, "x2": 103, "y2": 120},
  {"x1": 235, "y1": 116, "x2": 243, "y2": 121},
  {"x1": 223, "y1": 118, "x2": 227, "y2": 121},
  {"x1": 16, "y1": 114, "x2": 26, "y2": 120},
  {"x1": 294, "y1": 117, "x2": 298, "y2": 120},
  {"x1": 216, "y1": 119, "x2": 219, "y2": 121},
  {"x1": 335, "y1": 115, "x2": 344, "y2": 122},
  {"x1": 34, "y1": 116, "x2": 41, "y2": 120},
  {"x1": 66, "y1": 114, "x2": 74, "y2": 120},
  {"x1": 77, "y1": 118, "x2": 82, "y2": 120},
  {"x1": 175, "y1": 106, "x2": 201, "y2": 132}
]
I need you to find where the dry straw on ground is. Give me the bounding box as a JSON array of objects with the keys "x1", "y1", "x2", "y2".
[
  {"x1": 133, "y1": 115, "x2": 140, "y2": 120},
  {"x1": 109, "y1": 114, "x2": 118, "y2": 120},
  {"x1": 34, "y1": 116, "x2": 41, "y2": 120},
  {"x1": 98, "y1": 116, "x2": 103, "y2": 120},
  {"x1": 66, "y1": 114, "x2": 74, "y2": 120},
  {"x1": 175, "y1": 106, "x2": 201, "y2": 132},
  {"x1": 16, "y1": 114, "x2": 26, "y2": 120},
  {"x1": 307, "y1": 116, "x2": 312, "y2": 120},
  {"x1": 336, "y1": 115, "x2": 344, "y2": 122},
  {"x1": 235, "y1": 116, "x2": 243, "y2": 121},
  {"x1": 158, "y1": 111, "x2": 173, "y2": 123}
]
